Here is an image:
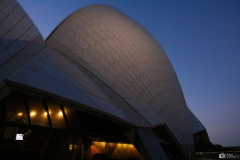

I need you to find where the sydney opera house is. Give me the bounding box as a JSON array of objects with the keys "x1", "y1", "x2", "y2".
[{"x1": 0, "y1": 0, "x2": 212, "y2": 159}]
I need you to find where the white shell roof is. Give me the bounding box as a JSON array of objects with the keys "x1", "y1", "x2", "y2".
[
  {"x1": 46, "y1": 4, "x2": 195, "y2": 145},
  {"x1": 0, "y1": 0, "x2": 45, "y2": 84}
]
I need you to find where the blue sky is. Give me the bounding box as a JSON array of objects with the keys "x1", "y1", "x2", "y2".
[{"x1": 18, "y1": 0, "x2": 240, "y2": 147}]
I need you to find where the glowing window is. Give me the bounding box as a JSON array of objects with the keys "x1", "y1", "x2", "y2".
[
  {"x1": 5, "y1": 93, "x2": 28, "y2": 124},
  {"x1": 47, "y1": 102, "x2": 67, "y2": 129},
  {"x1": 63, "y1": 106, "x2": 81, "y2": 130},
  {"x1": 28, "y1": 97, "x2": 49, "y2": 127}
]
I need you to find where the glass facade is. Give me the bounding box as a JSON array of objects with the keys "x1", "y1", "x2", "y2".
[
  {"x1": 5, "y1": 93, "x2": 28, "y2": 124},
  {"x1": 47, "y1": 101, "x2": 67, "y2": 129},
  {"x1": 63, "y1": 106, "x2": 81, "y2": 131},
  {"x1": 28, "y1": 96, "x2": 49, "y2": 126},
  {"x1": 0, "y1": 92, "x2": 143, "y2": 160}
]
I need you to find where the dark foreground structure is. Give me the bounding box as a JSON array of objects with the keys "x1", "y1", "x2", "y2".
[{"x1": 0, "y1": 0, "x2": 212, "y2": 159}]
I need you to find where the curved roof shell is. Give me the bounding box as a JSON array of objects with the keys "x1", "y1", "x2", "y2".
[
  {"x1": 46, "y1": 4, "x2": 195, "y2": 145},
  {"x1": 0, "y1": 0, "x2": 44, "y2": 83}
]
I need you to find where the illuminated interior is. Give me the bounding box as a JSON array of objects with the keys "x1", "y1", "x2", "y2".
[
  {"x1": 89, "y1": 141, "x2": 142, "y2": 159},
  {"x1": 0, "y1": 92, "x2": 143, "y2": 159}
]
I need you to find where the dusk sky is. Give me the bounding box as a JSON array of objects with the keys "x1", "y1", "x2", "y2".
[{"x1": 17, "y1": 0, "x2": 240, "y2": 147}]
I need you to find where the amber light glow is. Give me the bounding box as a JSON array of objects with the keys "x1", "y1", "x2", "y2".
[
  {"x1": 69, "y1": 144, "x2": 73, "y2": 151},
  {"x1": 58, "y1": 111, "x2": 63, "y2": 116},
  {"x1": 90, "y1": 141, "x2": 141, "y2": 158},
  {"x1": 44, "y1": 111, "x2": 51, "y2": 116},
  {"x1": 18, "y1": 112, "x2": 22, "y2": 116},
  {"x1": 30, "y1": 111, "x2": 36, "y2": 116}
]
